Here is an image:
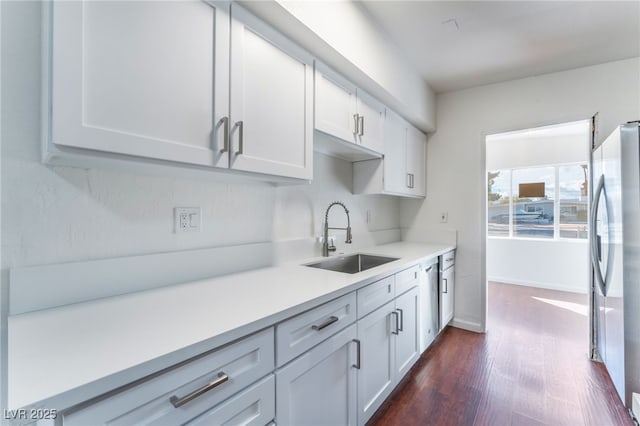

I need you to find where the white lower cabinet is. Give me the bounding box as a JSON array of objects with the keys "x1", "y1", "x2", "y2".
[
  {"x1": 275, "y1": 324, "x2": 358, "y2": 426},
  {"x1": 62, "y1": 328, "x2": 275, "y2": 425},
  {"x1": 356, "y1": 300, "x2": 396, "y2": 425},
  {"x1": 356, "y1": 287, "x2": 420, "y2": 425}
]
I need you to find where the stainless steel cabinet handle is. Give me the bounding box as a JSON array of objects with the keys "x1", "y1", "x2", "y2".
[
  {"x1": 446, "y1": 257, "x2": 454, "y2": 262},
  {"x1": 396, "y1": 308, "x2": 404, "y2": 332},
  {"x1": 407, "y1": 173, "x2": 411, "y2": 188},
  {"x1": 391, "y1": 311, "x2": 399, "y2": 335},
  {"x1": 352, "y1": 339, "x2": 361, "y2": 369},
  {"x1": 425, "y1": 266, "x2": 433, "y2": 273},
  {"x1": 312, "y1": 315, "x2": 339, "y2": 330},
  {"x1": 353, "y1": 114, "x2": 360, "y2": 135},
  {"x1": 410, "y1": 174, "x2": 415, "y2": 188},
  {"x1": 235, "y1": 121, "x2": 244, "y2": 155},
  {"x1": 219, "y1": 116, "x2": 229, "y2": 153},
  {"x1": 170, "y1": 372, "x2": 228, "y2": 408},
  {"x1": 359, "y1": 116, "x2": 364, "y2": 136},
  {"x1": 443, "y1": 278, "x2": 448, "y2": 294}
]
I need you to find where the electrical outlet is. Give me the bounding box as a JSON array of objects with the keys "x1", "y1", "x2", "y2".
[
  {"x1": 440, "y1": 212, "x2": 448, "y2": 223},
  {"x1": 175, "y1": 207, "x2": 201, "y2": 233}
]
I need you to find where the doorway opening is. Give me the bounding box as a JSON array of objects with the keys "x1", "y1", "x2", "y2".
[{"x1": 485, "y1": 119, "x2": 591, "y2": 347}]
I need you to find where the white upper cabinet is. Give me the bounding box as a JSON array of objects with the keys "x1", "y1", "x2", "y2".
[
  {"x1": 355, "y1": 90, "x2": 385, "y2": 154},
  {"x1": 314, "y1": 64, "x2": 385, "y2": 156},
  {"x1": 406, "y1": 124, "x2": 427, "y2": 197},
  {"x1": 49, "y1": 0, "x2": 230, "y2": 168},
  {"x1": 47, "y1": 1, "x2": 312, "y2": 181},
  {"x1": 229, "y1": 4, "x2": 313, "y2": 180},
  {"x1": 353, "y1": 109, "x2": 427, "y2": 198}
]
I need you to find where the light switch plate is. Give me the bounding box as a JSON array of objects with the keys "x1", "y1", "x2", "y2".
[{"x1": 175, "y1": 207, "x2": 201, "y2": 233}]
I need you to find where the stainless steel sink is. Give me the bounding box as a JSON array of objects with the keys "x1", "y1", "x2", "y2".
[{"x1": 305, "y1": 253, "x2": 399, "y2": 274}]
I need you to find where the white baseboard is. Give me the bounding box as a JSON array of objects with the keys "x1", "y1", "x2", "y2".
[
  {"x1": 450, "y1": 317, "x2": 485, "y2": 333},
  {"x1": 488, "y1": 276, "x2": 588, "y2": 294}
]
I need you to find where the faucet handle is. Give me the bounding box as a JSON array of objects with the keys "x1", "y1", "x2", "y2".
[{"x1": 328, "y1": 237, "x2": 337, "y2": 252}]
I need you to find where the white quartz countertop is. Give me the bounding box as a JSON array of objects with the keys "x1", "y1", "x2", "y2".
[{"x1": 8, "y1": 242, "x2": 453, "y2": 410}]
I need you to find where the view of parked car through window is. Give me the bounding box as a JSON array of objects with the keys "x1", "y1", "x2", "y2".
[{"x1": 488, "y1": 163, "x2": 588, "y2": 239}]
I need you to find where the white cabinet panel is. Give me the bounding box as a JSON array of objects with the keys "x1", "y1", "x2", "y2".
[
  {"x1": 355, "y1": 91, "x2": 385, "y2": 154},
  {"x1": 440, "y1": 263, "x2": 455, "y2": 328},
  {"x1": 356, "y1": 301, "x2": 395, "y2": 425},
  {"x1": 356, "y1": 275, "x2": 395, "y2": 319},
  {"x1": 315, "y1": 70, "x2": 358, "y2": 144},
  {"x1": 276, "y1": 293, "x2": 357, "y2": 366},
  {"x1": 50, "y1": 0, "x2": 229, "y2": 168},
  {"x1": 394, "y1": 287, "x2": 420, "y2": 379},
  {"x1": 353, "y1": 108, "x2": 426, "y2": 198},
  {"x1": 230, "y1": 5, "x2": 313, "y2": 180},
  {"x1": 419, "y1": 261, "x2": 439, "y2": 352},
  {"x1": 314, "y1": 65, "x2": 384, "y2": 157},
  {"x1": 406, "y1": 125, "x2": 427, "y2": 197},
  {"x1": 276, "y1": 324, "x2": 358, "y2": 426},
  {"x1": 62, "y1": 329, "x2": 274, "y2": 425}
]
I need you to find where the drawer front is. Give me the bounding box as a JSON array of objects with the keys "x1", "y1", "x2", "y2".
[
  {"x1": 63, "y1": 328, "x2": 274, "y2": 425},
  {"x1": 440, "y1": 250, "x2": 456, "y2": 270},
  {"x1": 357, "y1": 275, "x2": 395, "y2": 319},
  {"x1": 395, "y1": 264, "x2": 420, "y2": 296},
  {"x1": 276, "y1": 292, "x2": 356, "y2": 366},
  {"x1": 185, "y1": 375, "x2": 275, "y2": 426}
]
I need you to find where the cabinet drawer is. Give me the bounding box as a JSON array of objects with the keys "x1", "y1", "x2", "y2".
[
  {"x1": 441, "y1": 250, "x2": 456, "y2": 270},
  {"x1": 276, "y1": 293, "x2": 356, "y2": 366},
  {"x1": 185, "y1": 375, "x2": 275, "y2": 426},
  {"x1": 63, "y1": 328, "x2": 274, "y2": 425},
  {"x1": 395, "y1": 264, "x2": 420, "y2": 296},
  {"x1": 357, "y1": 275, "x2": 395, "y2": 319}
]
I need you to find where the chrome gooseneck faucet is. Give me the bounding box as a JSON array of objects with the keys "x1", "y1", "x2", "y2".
[{"x1": 322, "y1": 201, "x2": 352, "y2": 257}]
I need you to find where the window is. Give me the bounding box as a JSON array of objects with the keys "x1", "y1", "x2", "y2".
[{"x1": 487, "y1": 163, "x2": 588, "y2": 239}]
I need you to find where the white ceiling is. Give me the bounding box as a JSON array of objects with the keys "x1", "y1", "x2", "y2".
[{"x1": 361, "y1": 1, "x2": 640, "y2": 93}]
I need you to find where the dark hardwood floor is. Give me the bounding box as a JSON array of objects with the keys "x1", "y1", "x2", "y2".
[{"x1": 368, "y1": 282, "x2": 634, "y2": 426}]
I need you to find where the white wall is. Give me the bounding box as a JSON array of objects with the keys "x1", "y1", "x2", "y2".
[
  {"x1": 0, "y1": 0, "x2": 402, "y2": 409},
  {"x1": 401, "y1": 57, "x2": 640, "y2": 332},
  {"x1": 487, "y1": 239, "x2": 589, "y2": 293},
  {"x1": 245, "y1": 0, "x2": 436, "y2": 132}
]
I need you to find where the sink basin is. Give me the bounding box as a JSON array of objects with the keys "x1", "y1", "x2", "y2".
[{"x1": 305, "y1": 254, "x2": 399, "y2": 274}]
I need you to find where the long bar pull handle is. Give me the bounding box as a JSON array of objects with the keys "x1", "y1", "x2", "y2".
[
  {"x1": 443, "y1": 278, "x2": 448, "y2": 294},
  {"x1": 352, "y1": 339, "x2": 361, "y2": 369},
  {"x1": 425, "y1": 266, "x2": 433, "y2": 273},
  {"x1": 359, "y1": 116, "x2": 365, "y2": 136},
  {"x1": 353, "y1": 114, "x2": 360, "y2": 135},
  {"x1": 170, "y1": 372, "x2": 228, "y2": 408},
  {"x1": 407, "y1": 173, "x2": 411, "y2": 188},
  {"x1": 396, "y1": 308, "x2": 404, "y2": 332},
  {"x1": 219, "y1": 116, "x2": 229, "y2": 153},
  {"x1": 391, "y1": 311, "x2": 399, "y2": 335},
  {"x1": 312, "y1": 315, "x2": 339, "y2": 331},
  {"x1": 235, "y1": 121, "x2": 244, "y2": 155}
]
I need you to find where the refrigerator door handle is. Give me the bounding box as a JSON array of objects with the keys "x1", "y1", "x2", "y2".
[{"x1": 590, "y1": 175, "x2": 607, "y2": 295}]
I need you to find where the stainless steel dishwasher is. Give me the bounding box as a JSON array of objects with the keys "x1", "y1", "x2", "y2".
[{"x1": 439, "y1": 250, "x2": 455, "y2": 331}]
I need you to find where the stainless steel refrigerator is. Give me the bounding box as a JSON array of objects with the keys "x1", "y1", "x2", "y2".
[{"x1": 591, "y1": 121, "x2": 640, "y2": 410}]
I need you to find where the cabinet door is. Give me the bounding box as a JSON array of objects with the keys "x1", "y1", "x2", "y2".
[
  {"x1": 315, "y1": 67, "x2": 358, "y2": 144},
  {"x1": 440, "y1": 266, "x2": 455, "y2": 328},
  {"x1": 229, "y1": 4, "x2": 313, "y2": 180},
  {"x1": 50, "y1": 1, "x2": 229, "y2": 168},
  {"x1": 419, "y1": 263, "x2": 439, "y2": 352},
  {"x1": 356, "y1": 301, "x2": 396, "y2": 426},
  {"x1": 276, "y1": 324, "x2": 358, "y2": 426},
  {"x1": 394, "y1": 287, "x2": 420, "y2": 380},
  {"x1": 406, "y1": 125, "x2": 427, "y2": 197},
  {"x1": 382, "y1": 109, "x2": 408, "y2": 195},
  {"x1": 356, "y1": 91, "x2": 385, "y2": 154}
]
